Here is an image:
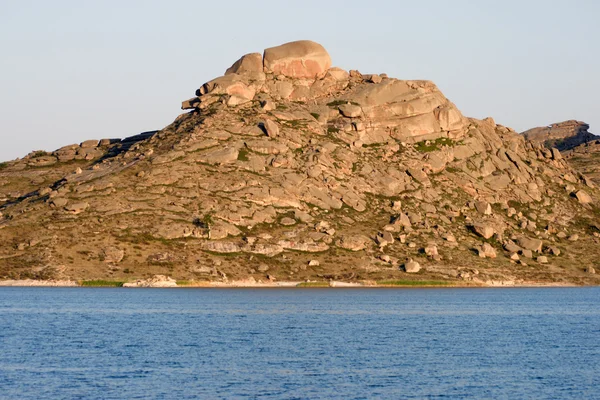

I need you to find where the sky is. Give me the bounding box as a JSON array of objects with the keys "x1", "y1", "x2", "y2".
[{"x1": 0, "y1": 0, "x2": 598, "y2": 161}]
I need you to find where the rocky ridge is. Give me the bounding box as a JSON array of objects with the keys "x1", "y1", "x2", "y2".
[
  {"x1": 522, "y1": 120, "x2": 597, "y2": 151},
  {"x1": 1, "y1": 40, "x2": 599, "y2": 286}
]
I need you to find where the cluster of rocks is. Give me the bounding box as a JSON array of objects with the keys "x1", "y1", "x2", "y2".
[
  {"x1": 1, "y1": 40, "x2": 599, "y2": 286},
  {"x1": 183, "y1": 40, "x2": 468, "y2": 145},
  {"x1": 23, "y1": 139, "x2": 119, "y2": 167}
]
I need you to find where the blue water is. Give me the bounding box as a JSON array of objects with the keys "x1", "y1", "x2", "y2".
[{"x1": 0, "y1": 288, "x2": 599, "y2": 399}]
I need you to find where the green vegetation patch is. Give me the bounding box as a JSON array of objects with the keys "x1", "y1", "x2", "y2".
[
  {"x1": 326, "y1": 100, "x2": 360, "y2": 108},
  {"x1": 193, "y1": 213, "x2": 213, "y2": 228},
  {"x1": 414, "y1": 137, "x2": 458, "y2": 153},
  {"x1": 237, "y1": 148, "x2": 250, "y2": 162},
  {"x1": 80, "y1": 280, "x2": 125, "y2": 287},
  {"x1": 280, "y1": 119, "x2": 308, "y2": 129},
  {"x1": 376, "y1": 280, "x2": 452, "y2": 287},
  {"x1": 296, "y1": 281, "x2": 330, "y2": 287}
]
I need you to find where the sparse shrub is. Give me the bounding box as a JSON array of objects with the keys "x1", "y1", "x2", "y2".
[
  {"x1": 30, "y1": 150, "x2": 49, "y2": 158},
  {"x1": 237, "y1": 148, "x2": 250, "y2": 161},
  {"x1": 326, "y1": 100, "x2": 360, "y2": 108}
]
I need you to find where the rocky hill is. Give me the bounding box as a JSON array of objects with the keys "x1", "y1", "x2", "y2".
[
  {"x1": 522, "y1": 120, "x2": 597, "y2": 151},
  {"x1": 1, "y1": 40, "x2": 599, "y2": 286}
]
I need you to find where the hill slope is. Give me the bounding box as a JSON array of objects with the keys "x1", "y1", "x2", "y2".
[{"x1": 1, "y1": 41, "x2": 599, "y2": 285}]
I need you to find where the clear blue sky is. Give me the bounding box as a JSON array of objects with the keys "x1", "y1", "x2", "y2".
[{"x1": 1, "y1": 0, "x2": 598, "y2": 161}]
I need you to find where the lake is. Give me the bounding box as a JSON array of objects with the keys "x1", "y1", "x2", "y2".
[{"x1": 0, "y1": 287, "x2": 599, "y2": 399}]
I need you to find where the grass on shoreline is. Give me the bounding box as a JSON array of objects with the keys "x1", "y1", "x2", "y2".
[
  {"x1": 296, "y1": 281, "x2": 330, "y2": 288},
  {"x1": 376, "y1": 280, "x2": 452, "y2": 287},
  {"x1": 79, "y1": 280, "x2": 125, "y2": 287}
]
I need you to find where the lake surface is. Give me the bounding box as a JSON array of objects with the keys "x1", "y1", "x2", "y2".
[{"x1": 0, "y1": 287, "x2": 599, "y2": 399}]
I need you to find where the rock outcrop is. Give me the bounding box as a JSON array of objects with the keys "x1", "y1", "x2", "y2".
[
  {"x1": 522, "y1": 120, "x2": 596, "y2": 151},
  {"x1": 523, "y1": 120, "x2": 600, "y2": 186},
  {"x1": 1, "y1": 41, "x2": 600, "y2": 286}
]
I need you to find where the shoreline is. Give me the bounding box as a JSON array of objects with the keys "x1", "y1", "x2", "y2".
[{"x1": 0, "y1": 279, "x2": 584, "y2": 288}]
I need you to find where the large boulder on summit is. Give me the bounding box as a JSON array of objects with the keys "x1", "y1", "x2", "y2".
[{"x1": 263, "y1": 40, "x2": 331, "y2": 79}]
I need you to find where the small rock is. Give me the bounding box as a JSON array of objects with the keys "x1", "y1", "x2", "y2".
[
  {"x1": 574, "y1": 190, "x2": 593, "y2": 204},
  {"x1": 475, "y1": 201, "x2": 492, "y2": 215},
  {"x1": 521, "y1": 249, "x2": 533, "y2": 259},
  {"x1": 478, "y1": 243, "x2": 497, "y2": 259},
  {"x1": 257, "y1": 264, "x2": 270, "y2": 273},
  {"x1": 443, "y1": 233, "x2": 456, "y2": 243},
  {"x1": 376, "y1": 231, "x2": 394, "y2": 246},
  {"x1": 424, "y1": 243, "x2": 438, "y2": 257},
  {"x1": 336, "y1": 234, "x2": 370, "y2": 251},
  {"x1": 585, "y1": 266, "x2": 596, "y2": 274},
  {"x1": 517, "y1": 236, "x2": 543, "y2": 252},
  {"x1": 280, "y1": 217, "x2": 296, "y2": 226},
  {"x1": 403, "y1": 260, "x2": 421, "y2": 273},
  {"x1": 547, "y1": 246, "x2": 561, "y2": 256},
  {"x1": 262, "y1": 120, "x2": 280, "y2": 138},
  {"x1": 261, "y1": 100, "x2": 276, "y2": 111},
  {"x1": 473, "y1": 223, "x2": 495, "y2": 239},
  {"x1": 537, "y1": 256, "x2": 549, "y2": 264},
  {"x1": 504, "y1": 240, "x2": 522, "y2": 253},
  {"x1": 338, "y1": 104, "x2": 362, "y2": 118},
  {"x1": 379, "y1": 255, "x2": 391, "y2": 263},
  {"x1": 101, "y1": 247, "x2": 124, "y2": 263},
  {"x1": 64, "y1": 202, "x2": 89, "y2": 214},
  {"x1": 50, "y1": 198, "x2": 68, "y2": 208},
  {"x1": 308, "y1": 260, "x2": 320, "y2": 267},
  {"x1": 80, "y1": 140, "x2": 99, "y2": 148}
]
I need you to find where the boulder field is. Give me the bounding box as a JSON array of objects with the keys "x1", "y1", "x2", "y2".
[{"x1": 1, "y1": 40, "x2": 599, "y2": 286}]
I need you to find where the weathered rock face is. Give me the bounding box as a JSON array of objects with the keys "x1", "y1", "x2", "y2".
[
  {"x1": 1, "y1": 40, "x2": 600, "y2": 286},
  {"x1": 263, "y1": 40, "x2": 331, "y2": 79},
  {"x1": 522, "y1": 120, "x2": 596, "y2": 151}
]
